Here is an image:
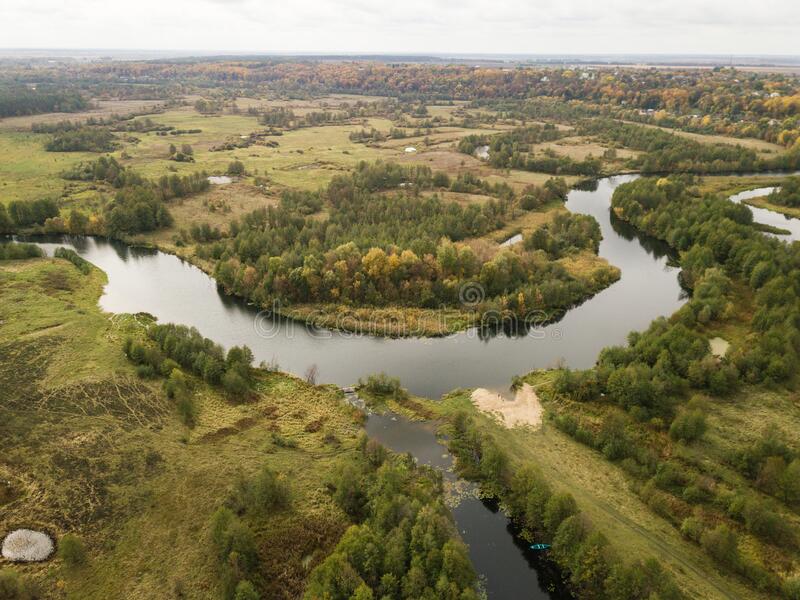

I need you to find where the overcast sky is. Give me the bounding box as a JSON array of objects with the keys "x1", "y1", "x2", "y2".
[{"x1": 1, "y1": 0, "x2": 798, "y2": 56}]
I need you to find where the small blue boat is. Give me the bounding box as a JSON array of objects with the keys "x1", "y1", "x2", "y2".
[{"x1": 530, "y1": 543, "x2": 551, "y2": 551}]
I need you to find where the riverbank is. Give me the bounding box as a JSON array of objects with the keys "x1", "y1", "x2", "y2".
[
  {"x1": 394, "y1": 384, "x2": 769, "y2": 600},
  {"x1": 117, "y1": 227, "x2": 622, "y2": 339},
  {"x1": 743, "y1": 196, "x2": 800, "y2": 220}
]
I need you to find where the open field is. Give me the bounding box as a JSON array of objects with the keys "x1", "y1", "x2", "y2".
[
  {"x1": 0, "y1": 130, "x2": 93, "y2": 203},
  {"x1": 532, "y1": 135, "x2": 640, "y2": 161},
  {"x1": 0, "y1": 257, "x2": 363, "y2": 599},
  {"x1": 696, "y1": 174, "x2": 793, "y2": 196}
]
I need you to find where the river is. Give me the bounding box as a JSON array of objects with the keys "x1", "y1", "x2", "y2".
[
  {"x1": 14, "y1": 174, "x2": 799, "y2": 598},
  {"x1": 728, "y1": 186, "x2": 800, "y2": 241},
  {"x1": 17, "y1": 175, "x2": 685, "y2": 399}
]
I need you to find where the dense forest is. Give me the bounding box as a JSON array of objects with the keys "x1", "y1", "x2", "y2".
[
  {"x1": 577, "y1": 119, "x2": 800, "y2": 174},
  {"x1": 199, "y1": 161, "x2": 613, "y2": 321},
  {"x1": 0, "y1": 85, "x2": 88, "y2": 117},
  {"x1": 10, "y1": 61, "x2": 798, "y2": 148},
  {"x1": 305, "y1": 437, "x2": 478, "y2": 600}
]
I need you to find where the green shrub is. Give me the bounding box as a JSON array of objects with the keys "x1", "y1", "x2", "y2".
[
  {"x1": 234, "y1": 580, "x2": 260, "y2": 600},
  {"x1": 232, "y1": 465, "x2": 291, "y2": 515},
  {"x1": 0, "y1": 243, "x2": 43, "y2": 260},
  {"x1": 54, "y1": 247, "x2": 91, "y2": 274},
  {"x1": 543, "y1": 492, "x2": 578, "y2": 535},
  {"x1": 359, "y1": 372, "x2": 408, "y2": 400},
  {"x1": 135, "y1": 364, "x2": 157, "y2": 379},
  {"x1": 700, "y1": 524, "x2": 739, "y2": 567},
  {"x1": 176, "y1": 394, "x2": 198, "y2": 428},
  {"x1": 58, "y1": 534, "x2": 87, "y2": 567},
  {"x1": 669, "y1": 409, "x2": 707, "y2": 442},
  {"x1": 0, "y1": 569, "x2": 40, "y2": 600},
  {"x1": 680, "y1": 517, "x2": 704, "y2": 542},
  {"x1": 227, "y1": 161, "x2": 246, "y2": 176}
]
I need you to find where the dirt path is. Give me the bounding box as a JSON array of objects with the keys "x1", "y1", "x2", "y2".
[{"x1": 470, "y1": 384, "x2": 543, "y2": 428}]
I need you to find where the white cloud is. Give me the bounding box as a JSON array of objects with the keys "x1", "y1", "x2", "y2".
[{"x1": 0, "y1": 0, "x2": 797, "y2": 55}]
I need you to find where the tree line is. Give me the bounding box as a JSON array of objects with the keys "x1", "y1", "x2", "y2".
[
  {"x1": 578, "y1": 119, "x2": 800, "y2": 174},
  {"x1": 124, "y1": 323, "x2": 255, "y2": 399},
  {"x1": 44, "y1": 126, "x2": 117, "y2": 152},
  {"x1": 767, "y1": 176, "x2": 800, "y2": 208}
]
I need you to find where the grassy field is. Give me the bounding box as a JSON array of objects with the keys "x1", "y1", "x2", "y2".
[
  {"x1": 0, "y1": 257, "x2": 365, "y2": 599},
  {"x1": 697, "y1": 174, "x2": 790, "y2": 197},
  {"x1": 0, "y1": 130, "x2": 94, "y2": 203}
]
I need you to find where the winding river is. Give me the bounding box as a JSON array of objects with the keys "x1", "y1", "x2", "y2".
[
  {"x1": 15, "y1": 174, "x2": 799, "y2": 598},
  {"x1": 19, "y1": 175, "x2": 685, "y2": 399}
]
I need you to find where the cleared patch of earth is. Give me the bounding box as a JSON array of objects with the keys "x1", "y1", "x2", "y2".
[
  {"x1": 709, "y1": 336, "x2": 730, "y2": 358},
  {"x1": 471, "y1": 383, "x2": 543, "y2": 428}
]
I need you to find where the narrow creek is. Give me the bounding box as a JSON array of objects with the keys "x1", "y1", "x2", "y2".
[{"x1": 14, "y1": 173, "x2": 800, "y2": 598}]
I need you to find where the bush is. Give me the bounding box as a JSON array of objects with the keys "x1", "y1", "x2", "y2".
[
  {"x1": 680, "y1": 517, "x2": 704, "y2": 542},
  {"x1": 234, "y1": 580, "x2": 260, "y2": 600},
  {"x1": 359, "y1": 372, "x2": 408, "y2": 400},
  {"x1": 0, "y1": 569, "x2": 40, "y2": 600},
  {"x1": 700, "y1": 524, "x2": 739, "y2": 567},
  {"x1": 135, "y1": 364, "x2": 157, "y2": 379},
  {"x1": 227, "y1": 161, "x2": 246, "y2": 176},
  {"x1": 176, "y1": 394, "x2": 198, "y2": 428},
  {"x1": 57, "y1": 534, "x2": 87, "y2": 567},
  {"x1": 222, "y1": 369, "x2": 250, "y2": 397},
  {"x1": 232, "y1": 466, "x2": 291, "y2": 515},
  {"x1": 543, "y1": 492, "x2": 578, "y2": 535},
  {"x1": 669, "y1": 409, "x2": 707, "y2": 442},
  {"x1": 54, "y1": 247, "x2": 91, "y2": 274},
  {"x1": 0, "y1": 243, "x2": 43, "y2": 260},
  {"x1": 742, "y1": 499, "x2": 795, "y2": 547}
]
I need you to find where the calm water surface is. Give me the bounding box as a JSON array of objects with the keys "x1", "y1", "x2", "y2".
[{"x1": 728, "y1": 186, "x2": 800, "y2": 241}]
